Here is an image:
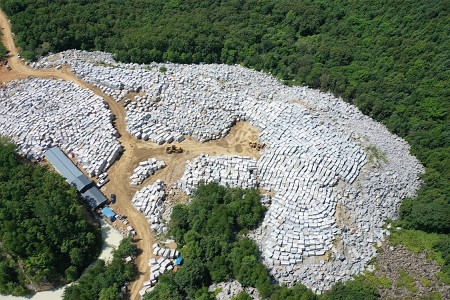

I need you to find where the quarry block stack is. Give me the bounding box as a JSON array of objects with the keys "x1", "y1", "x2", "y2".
[
  {"x1": 130, "y1": 158, "x2": 166, "y2": 186},
  {"x1": 131, "y1": 180, "x2": 168, "y2": 234},
  {"x1": 0, "y1": 78, "x2": 122, "y2": 176},
  {"x1": 3, "y1": 49, "x2": 423, "y2": 293}
]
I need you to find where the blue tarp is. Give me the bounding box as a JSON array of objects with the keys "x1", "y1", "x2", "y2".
[
  {"x1": 102, "y1": 206, "x2": 116, "y2": 222},
  {"x1": 175, "y1": 257, "x2": 183, "y2": 265}
]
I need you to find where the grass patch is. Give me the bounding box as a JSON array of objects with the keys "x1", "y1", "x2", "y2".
[
  {"x1": 419, "y1": 277, "x2": 432, "y2": 287},
  {"x1": 396, "y1": 270, "x2": 417, "y2": 293},
  {"x1": 362, "y1": 272, "x2": 392, "y2": 289},
  {"x1": 420, "y1": 291, "x2": 442, "y2": 300},
  {"x1": 213, "y1": 288, "x2": 222, "y2": 296},
  {"x1": 437, "y1": 271, "x2": 450, "y2": 285},
  {"x1": 95, "y1": 61, "x2": 116, "y2": 68},
  {"x1": 365, "y1": 145, "x2": 388, "y2": 166},
  {"x1": 389, "y1": 229, "x2": 445, "y2": 265}
]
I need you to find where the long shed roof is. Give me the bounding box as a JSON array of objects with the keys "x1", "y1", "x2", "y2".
[
  {"x1": 45, "y1": 147, "x2": 107, "y2": 209},
  {"x1": 45, "y1": 147, "x2": 84, "y2": 181},
  {"x1": 82, "y1": 186, "x2": 107, "y2": 209}
]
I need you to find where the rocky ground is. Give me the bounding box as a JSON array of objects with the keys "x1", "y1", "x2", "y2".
[
  {"x1": 209, "y1": 280, "x2": 261, "y2": 300},
  {"x1": 374, "y1": 243, "x2": 449, "y2": 299}
]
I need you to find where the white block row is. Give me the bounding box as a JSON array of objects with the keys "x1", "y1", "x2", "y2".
[
  {"x1": 0, "y1": 78, "x2": 122, "y2": 176},
  {"x1": 131, "y1": 180, "x2": 167, "y2": 233},
  {"x1": 152, "y1": 243, "x2": 179, "y2": 259},
  {"x1": 177, "y1": 154, "x2": 258, "y2": 195},
  {"x1": 130, "y1": 158, "x2": 166, "y2": 186}
]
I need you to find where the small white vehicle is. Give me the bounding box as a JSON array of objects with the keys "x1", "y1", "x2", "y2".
[{"x1": 98, "y1": 178, "x2": 110, "y2": 187}]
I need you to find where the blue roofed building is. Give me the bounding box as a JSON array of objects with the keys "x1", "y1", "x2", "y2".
[
  {"x1": 101, "y1": 206, "x2": 116, "y2": 222},
  {"x1": 45, "y1": 147, "x2": 107, "y2": 209}
]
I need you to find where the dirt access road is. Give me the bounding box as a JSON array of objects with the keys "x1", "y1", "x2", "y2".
[{"x1": 1, "y1": 9, "x2": 261, "y2": 299}]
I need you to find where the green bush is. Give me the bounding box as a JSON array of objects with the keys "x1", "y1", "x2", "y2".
[
  {"x1": 321, "y1": 277, "x2": 379, "y2": 300},
  {"x1": 396, "y1": 270, "x2": 417, "y2": 293},
  {"x1": 63, "y1": 237, "x2": 138, "y2": 300}
]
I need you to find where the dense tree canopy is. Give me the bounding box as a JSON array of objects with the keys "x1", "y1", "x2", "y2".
[
  {"x1": 0, "y1": 43, "x2": 6, "y2": 57},
  {"x1": 146, "y1": 183, "x2": 269, "y2": 298},
  {"x1": 0, "y1": 0, "x2": 448, "y2": 237},
  {"x1": 321, "y1": 277, "x2": 379, "y2": 300},
  {"x1": 0, "y1": 30, "x2": 6, "y2": 57},
  {"x1": 0, "y1": 137, "x2": 101, "y2": 295},
  {"x1": 63, "y1": 237, "x2": 138, "y2": 300}
]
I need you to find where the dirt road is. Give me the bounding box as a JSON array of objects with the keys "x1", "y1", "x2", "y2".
[{"x1": 1, "y1": 9, "x2": 261, "y2": 299}]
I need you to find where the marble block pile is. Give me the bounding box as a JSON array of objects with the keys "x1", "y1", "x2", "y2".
[
  {"x1": 250, "y1": 86, "x2": 424, "y2": 293},
  {"x1": 178, "y1": 155, "x2": 258, "y2": 194},
  {"x1": 209, "y1": 280, "x2": 261, "y2": 300},
  {"x1": 140, "y1": 243, "x2": 180, "y2": 297},
  {"x1": 152, "y1": 243, "x2": 179, "y2": 259},
  {"x1": 140, "y1": 255, "x2": 175, "y2": 297},
  {"x1": 30, "y1": 50, "x2": 424, "y2": 293},
  {"x1": 130, "y1": 158, "x2": 166, "y2": 186},
  {"x1": 32, "y1": 50, "x2": 302, "y2": 144},
  {"x1": 248, "y1": 101, "x2": 367, "y2": 265},
  {"x1": 0, "y1": 78, "x2": 122, "y2": 175},
  {"x1": 131, "y1": 180, "x2": 168, "y2": 233}
]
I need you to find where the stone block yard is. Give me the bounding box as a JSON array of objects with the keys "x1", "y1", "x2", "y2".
[{"x1": 0, "y1": 49, "x2": 424, "y2": 294}]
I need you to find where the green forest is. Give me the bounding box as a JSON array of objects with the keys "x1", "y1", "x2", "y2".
[
  {"x1": 145, "y1": 182, "x2": 272, "y2": 299},
  {"x1": 0, "y1": 31, "x2": 7, "y2": 56},
  {"x1": 0, "y1": 43, "x2": 6, "y2": 57},
  {"x1": 0, "y1": 137, "x2": 102, "y2": 295},
  {"x1": 64, "y1": 237, "x2": 138, "y2": 300}
]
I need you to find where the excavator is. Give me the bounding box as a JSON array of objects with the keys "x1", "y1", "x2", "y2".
[
  {"x1": 165, "y1": 145, "x2": 183, "y2": 154},
  {"x1": 249, "y1": 141, "x2": 266, "y2": 151}
]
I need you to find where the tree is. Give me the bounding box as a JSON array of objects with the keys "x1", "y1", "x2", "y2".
[
  {"x1": 232, "y1": 292, "x2": 252, "y2": 300},
  {"x1": 65, "y1": 266, "x2": 78, "y2": 282},
  {"x1": 63, "y1": 238, "x2": 137, "y2": 300},
  {"x1": 144, "y1": 274, "x2": 183, "y2": 300},
  {"x1": 175, "y1": 258, "x2": 210, "y2": 297},
  {"x1": 99, "y1": 285, "x2": 120, "y2": 300},
  {"x1": 0, "y1": 138, "x2": 101, "y2": 295},
  {"x1": 321, "y1": 278, "x2": 379, "y2": 300}
]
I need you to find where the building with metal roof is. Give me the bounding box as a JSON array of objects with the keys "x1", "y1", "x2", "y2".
[
  {"x1": 82, "y1": 186, "x2": 108, "y2": 209},
  {"x1": 45, "y1": 147, "x2": 107, "y2": 209}
]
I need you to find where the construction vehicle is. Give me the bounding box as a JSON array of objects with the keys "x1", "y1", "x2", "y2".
[
  {"x1": 249, "y1": 141, "x2": 266, "y2": 151},
  {"x1": 166, "y1": 145, "x2": 183, "y2": 154}
]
